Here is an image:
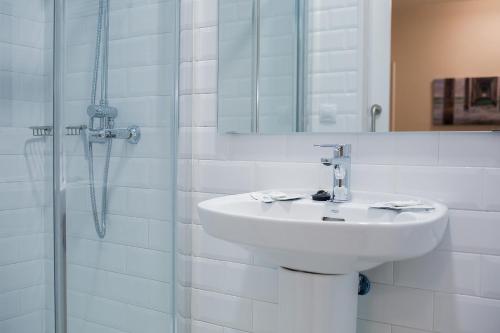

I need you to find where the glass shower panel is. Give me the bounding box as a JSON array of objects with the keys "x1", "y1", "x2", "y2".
[
  {"x1": 0, "y1": 0, "x2": 55, "y2": 332},
  {"x1": 259, "y1": 0, "x2": 298, "y2": 133},
  {"x1": 218, "y1": 0, "x2": 255, "y2": 133},
  {"x1": 63, "y1": 1, "x2": 177, "y2": 332}
]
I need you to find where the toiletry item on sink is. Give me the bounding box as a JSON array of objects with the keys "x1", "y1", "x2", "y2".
[
  {"x1": 312, "y1": 190, "x2": 331, "y2": 201},
  {"x1": 370, "y1": 200, "x2": 435, "y2": 211},
  {"x1": 250, "y1": 191, "x2": 304, "y2": 203}
]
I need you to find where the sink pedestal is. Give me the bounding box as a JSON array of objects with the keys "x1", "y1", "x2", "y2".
[{"x1": 278, "y1": 268, "x2": 358, "y2": 333}]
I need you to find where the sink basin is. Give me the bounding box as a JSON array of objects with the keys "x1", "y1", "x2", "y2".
[{"x1": 198, "y1": 190, "x2": 448, "y2": 274}]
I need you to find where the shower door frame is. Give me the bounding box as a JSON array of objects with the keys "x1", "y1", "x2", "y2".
[
  {"x1": 53, "y1": 0, "x2": 67, "y2": 332},
  {"x1": 51, "y1": 1, "x2": 180, "y2": 332}
]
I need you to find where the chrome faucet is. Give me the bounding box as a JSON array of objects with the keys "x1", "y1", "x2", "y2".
[{"x1": 314, "y1": 144, "x2": 352, "y2": 202}]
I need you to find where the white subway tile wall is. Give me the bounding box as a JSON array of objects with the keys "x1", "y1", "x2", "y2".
[
  {"x1": 63, "y1": 0, "x2": 177, "y2": 333},
  {"x1": 307, "y1": 0, "x2": 363, "y2": 132},
  {"x1": 217, "y1": 0, "x2": 362, "y2": 134},
  {"x1": 180, "y1": 0, "x2": 500, "y2": 332},
  {"x1": 0, "y1": 0, "x2": 53, "y2": 332},
  {"x1": 217, "y1": 0, "x2": 254, "y2": 133}
]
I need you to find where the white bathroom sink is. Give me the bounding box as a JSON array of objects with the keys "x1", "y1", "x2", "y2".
[{"x1": 198, "y1": 191, "x2": 448, "y2": 274}]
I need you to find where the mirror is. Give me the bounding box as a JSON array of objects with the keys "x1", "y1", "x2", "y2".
[{"x1": 218, "y1": 0, "x2": 500, "y2": 133}]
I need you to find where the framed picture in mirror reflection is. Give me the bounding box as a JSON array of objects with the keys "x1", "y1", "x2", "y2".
[{"x1": 433, "y1": 77, "x2": 500, "y2": 126}]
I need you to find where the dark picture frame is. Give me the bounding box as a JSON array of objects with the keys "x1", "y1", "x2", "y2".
[{"x1": 433, "y1": 77, "x2": 500, "y2": 126}]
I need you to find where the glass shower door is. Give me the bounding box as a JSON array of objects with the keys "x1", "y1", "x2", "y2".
[
  {"x1": 0, "y1": 0, "x2": 55, "y2": 332},
  {"x1": 61, "y1": 1, "x2": 177, "y2": 333}
]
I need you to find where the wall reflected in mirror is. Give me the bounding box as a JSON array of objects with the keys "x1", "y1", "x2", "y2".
[
  {"x1": 393, "y1": 0, "x2": 500, "y2": 132},
  {"x1": 218, "y1": 0, "x2": 302, "y2": 133},
  {"x1": 218, "y1": 0, "x2": 500, "y2": 133}
]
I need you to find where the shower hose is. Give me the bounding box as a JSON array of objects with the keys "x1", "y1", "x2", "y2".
[{"x1": 88, "y1": 0, "x2": 112, "y2": 238}]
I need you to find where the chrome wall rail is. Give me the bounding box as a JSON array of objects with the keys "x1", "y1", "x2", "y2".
[{"x1": 30, "y1": 126, "x2": 54, "y2": 137}]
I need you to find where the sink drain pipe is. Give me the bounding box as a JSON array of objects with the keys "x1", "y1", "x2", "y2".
[{"x1": 358, "y1": 274, "x2": 371, "y2": 295}]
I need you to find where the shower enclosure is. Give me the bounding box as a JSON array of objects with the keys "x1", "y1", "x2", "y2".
[{"x1": 1, "y1": 0, "x2": 178, "y2": 332}]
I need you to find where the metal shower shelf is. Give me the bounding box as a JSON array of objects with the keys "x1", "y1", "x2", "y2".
[
  {"x1": 30, "y1": 125, "x2": 88, "y2": 137},
  {"x1": 65, "y1": 125, "x2": 87, "y2": 136},
  {"x1": 30, "y1": 126, "x2": 53, "y2": 137}
]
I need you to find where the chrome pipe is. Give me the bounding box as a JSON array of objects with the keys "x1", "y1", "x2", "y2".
[{"x1": 101, "y1": 0, "x2": 110, "y2": 104}]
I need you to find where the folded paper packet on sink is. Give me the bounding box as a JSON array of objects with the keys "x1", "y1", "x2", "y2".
[{"x1": 250, "y1": 192, "x2": 304, "y2": 203}]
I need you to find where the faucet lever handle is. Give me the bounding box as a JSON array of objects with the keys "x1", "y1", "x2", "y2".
[
  {"x1": 314, "y1": 144, "x2": 350, "y2": 148},
  {"x1": 314, "y1": 144, "x2": 340, "y2": 148},
  {"x1": 314, "y1": 144, "x2": 351, "y2": 157},
  {"x1": 314, "y1": 144, "x2": 341, "y2": 154}
]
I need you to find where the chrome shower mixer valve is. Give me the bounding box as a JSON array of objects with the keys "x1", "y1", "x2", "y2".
[
  {"x1": 86, "y1": 103, "x2": 140, "y2": 145},
  {"x1": 87, "y1": 126, "x2": 141, "y2": 144}
]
